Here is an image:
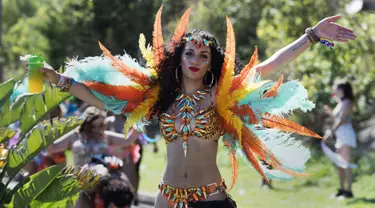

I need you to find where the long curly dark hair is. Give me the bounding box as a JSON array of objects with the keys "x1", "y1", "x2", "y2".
[{"x1": 156, "y1": 29, "x2": 242, "y2": 114}]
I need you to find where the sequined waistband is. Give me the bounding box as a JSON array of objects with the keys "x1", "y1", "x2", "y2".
[{"x1": 158, "y1": 179, "x2": 227, "y2": 208}]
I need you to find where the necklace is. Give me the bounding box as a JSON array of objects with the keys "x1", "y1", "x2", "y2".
[{"x1": 175, "y1": 89, "x2": 209, "y2": 157}]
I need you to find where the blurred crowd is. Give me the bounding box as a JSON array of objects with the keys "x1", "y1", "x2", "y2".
[{"x1": 7, "y1": 97, "x2": 160, "y2": 208}]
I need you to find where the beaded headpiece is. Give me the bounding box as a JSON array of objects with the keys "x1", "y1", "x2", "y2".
[{"x1": 183, "y1": 35, "x2": 215, "y2": 49}]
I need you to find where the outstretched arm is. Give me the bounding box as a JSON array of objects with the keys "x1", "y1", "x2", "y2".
[
  {"x1": 39, "y1": 67, "x2": 105, "y2": 110},
  {"x1": 105, "y1": 128, "x2": 141, "y2": 146},
  {"x1": 255, "y1": 15, "x2": 356, "y2": 77},
  {"x1": 47, "y1": 128, "x2": 79, "y2": 154}
]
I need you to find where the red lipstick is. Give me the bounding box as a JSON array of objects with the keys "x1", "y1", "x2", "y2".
[{"x1": 189, "y1": 67, "x2": 199, "y2": 72}]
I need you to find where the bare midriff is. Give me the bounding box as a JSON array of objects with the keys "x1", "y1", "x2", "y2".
[{"x1": 160, "y1": 134, "x2": 227, "y2": 201}]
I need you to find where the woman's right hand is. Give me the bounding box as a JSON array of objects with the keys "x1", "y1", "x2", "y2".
[{"x1": 38, "y1": 63, "x2": 61, "y2": 85}]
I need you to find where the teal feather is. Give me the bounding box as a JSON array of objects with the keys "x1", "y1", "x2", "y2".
[
  {"x1": 246, "y1": 124, "x2": 310, "y2": 173},
  {"x1": 10, "y1": 79, "x2": 29, "y2": 103},
  {"x1": 222, "y1": 124, "x2": 310, "y2": 181},
  {"x1": 238, "y1": 80, "x2": 315, "y2": 121},
  {"x1": 90, "y1": 90, "x2": 128, "y2": 115},
  {"x1": 63, "y1": 54, "x2": 149, "y2": 115},
  {"x1": 64, "y1": 54, "x2": 148, "y2": 86}
]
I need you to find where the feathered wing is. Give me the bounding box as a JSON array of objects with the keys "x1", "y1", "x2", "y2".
[
  {"x1": 64, "y1": 6, "x2": 192, "y2": 136},
  {"x1": 216, "y1": 18, "x2": 322, "y2": 190},
  {"x1": 63, "y1": 43, "x2": 156, "y2": 135},
  {"x1": 64, "y1": 6, "x2": 167, "y2": 136}
]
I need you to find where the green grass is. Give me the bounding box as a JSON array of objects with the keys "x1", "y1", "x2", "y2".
[{"x1": 139, "y1": 142, "x2": 375, "y2": 208}]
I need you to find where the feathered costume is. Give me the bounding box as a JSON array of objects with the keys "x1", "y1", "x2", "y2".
[{"x1": 63, "y1": 6, "x2": 322, "y2": 192}]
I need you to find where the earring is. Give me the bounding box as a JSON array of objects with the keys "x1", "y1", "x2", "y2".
[
  {"x1": 175, "y1": 66, "x2": 180, "y2": 83},
  {"x1": 204, "y1": 71, "x2": 215, "y2": 88}
]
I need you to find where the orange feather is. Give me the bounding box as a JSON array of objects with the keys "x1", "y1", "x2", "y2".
[
  {"x1": 242, "y1": 144, "x2": 270, "y2": 184},
  {"x1": 153, "y1": 6, "x2": 165, "y2": 67},
  {"x1": 170, "y1": 8, "x2": 191, "y2": 53},
  {"x1": 261, "y1": 113, "x2": 322, "y2": 139},
  {"x1": 228, "y1": 152, "x2": 239, "y2": 191},
  {"x1": 232, "y1": 104, "x2": 258, "y2": 124},
  {"x1": 262, "y1": 75, "x2": 283, "y2": 98},
  {"x1": 121, "y1": 102, "x2": 138, "y2": 113},
  {"x1": 83, "y1": 81, "x2": 146, "y2": 102},
  {"x1": 98, "y1": 42, "x2": 150, "y2": 86},
  {"x1": 231, "y1": 47, "x2": 258, "y2": 91},
  {"x1": 224, "y1": 17, "x2": 236, "y2": 76},
  {"x1": 217, "y1": 17, "x2": 236, "y2": 88}
]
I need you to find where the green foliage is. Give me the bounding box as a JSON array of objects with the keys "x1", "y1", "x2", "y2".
[
  {"x1": 0, "y1": 78, "x2": 98, "y2": 206},
  {"x1": 0, "y1": 81, "x2": 71, "y2": 131},
  {"x1": 0, "y1": 79, "x2": 17, "y2": 108},
  {"x1": 10, "y1": 164, "x2": 65, "y2": 208},
  {"x1": 257, "y1": 0, "x2": 375, "y2": 130},
  {"x1": 5, "y1": 116, "x2": 83, "y2": 180},
  {"x1": 31, "y1": 166, "x2": 100, "y2": 205},
  {"x1": 0, "y1": 129, "x2": 16, "y2": 144},
  {"x1": 8, "y1": 163, "x2": 99, "y2": 208},
  {"x1": 28, "y1": 194, "x2": 80, "y2": 208}
]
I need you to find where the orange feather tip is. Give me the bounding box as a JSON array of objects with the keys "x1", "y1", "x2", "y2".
[
  {"x1": 242, "y1": 147, "x2": 270, "y2": 184},
  {"x1": 171, "y1": 8, "x2": 191, "y2": 40},
  {"x1": 231, "y1": 47, "x2": 259, "y2": 91},
  {"x1": 152, "y1": 5, "x2": 165, "y2": 67},
  {"x1": 261, "y1": 114, "x2": 322, "y2": 139},
  {"x1": 97, "y1": 41, "x2": 150, "y2": 86},
  {"x1": 228, "y1": 152, "x2": 238, "y2": 191},
  {"x1": 83, "y1": 81, "x2": 145, "y2": 101},
  {"x1": 262, "y1": 75, "x2": 283, "y2": 98}
]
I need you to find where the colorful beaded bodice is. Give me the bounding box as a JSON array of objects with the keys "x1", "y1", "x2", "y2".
[{"x1": 159, "y1": 89, "x2": 221, "y2": 156}]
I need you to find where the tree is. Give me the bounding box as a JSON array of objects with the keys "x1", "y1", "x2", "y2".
[{"x1": 257, "y1": 0, "x2": 375, "y2": 132}]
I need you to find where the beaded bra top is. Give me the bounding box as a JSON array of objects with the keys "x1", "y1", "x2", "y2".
[{"x1": 159, "y1": 89, "x2": 222, "y2": 156}]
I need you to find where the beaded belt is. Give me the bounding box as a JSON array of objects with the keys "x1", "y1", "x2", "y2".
[{"x1": 158, "y1": 179, "x2": 227, "y2": 208}]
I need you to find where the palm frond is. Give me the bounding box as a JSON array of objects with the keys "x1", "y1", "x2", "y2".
[
  {"x1": 10, "y1": 163, "x2": 100, "y2": 208},
  {"x1": 5, "y1": 116, "x2": 83, "y2": 181},
  {"x1": 0, "y1": 79, "x2": 17, "y2": 109},
  {"x1": 0, "y1": 81, "x2": 71, "y2": 132},
  {"x1": 30, "y1": 165, "x2": 101, "y2": 206},
  {"x1": 10, "y1": 164, "x2": 65, "y2": 208}
]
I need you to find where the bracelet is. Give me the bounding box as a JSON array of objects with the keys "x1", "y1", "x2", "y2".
[
  {"x1": 56, "y1": 75, "x2": 76, "y2": 92},
  {"x1": 305, "y1": 27, "x2": 320, "y2": 44},
  {"x1": 305, "y1": 27, "x2": 335, "y2": 50},
  {"x1": 57, "y1": 75, "x2": 66, "y2": 87}
]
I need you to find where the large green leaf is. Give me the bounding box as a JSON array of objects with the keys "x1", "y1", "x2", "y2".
[
  {"x1": 5, "y1": 117, "x2": 83, "y2": 180},
  {"x1": 29, "y1": 193, "x2": 80, "y2": 208},
  {"x1": 1, "y1": 177, "x2": 29, "y2": 204},
  {"x1": 0, "y1": 129, "x2": 16, "y2": 144},
  {"x1": 0, "y1": 79, "x2": 16, "y2": 109},
  {"x1": 0, "y1": 82, "x2": 71, "y2": 132},
  {"x1": 30, "y1": 166, "x2": 101, "y2": 207},
  {"x1": 0, "y1": 96, "x2": 26, "y2": 128},
  {"x1": 6, "y1": 164, "x2": 100, "y2": 208},
  {"x1": 19, "y1": 83, "x2": 71, "y2": 134},
  {"x1": 10, "y1": 164, "x2": 65, "y2": 208}
]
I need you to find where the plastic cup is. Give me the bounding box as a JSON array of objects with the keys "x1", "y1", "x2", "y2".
[{"x1": 27, "y1": 55, "x2": 44, "y2": 93}]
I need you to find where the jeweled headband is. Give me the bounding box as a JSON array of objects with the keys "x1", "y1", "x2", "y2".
[{"x1": 183, "y1": 35, "x2": 216, "y2": 49}]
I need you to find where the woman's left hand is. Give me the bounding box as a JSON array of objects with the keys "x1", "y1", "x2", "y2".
[{"x1": 313, "y1": 15, "x2": 356, "y2": 42}]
